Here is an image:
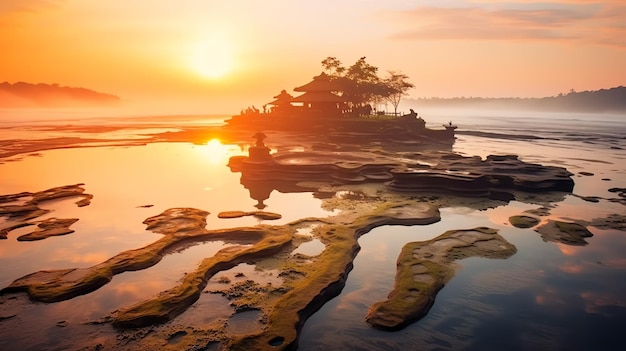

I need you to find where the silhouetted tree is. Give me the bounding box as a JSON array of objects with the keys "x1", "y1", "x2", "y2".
[
  {"x1": 321, "y1": 57, "x2": 345, "y2": 76},
  {"x1": 384, "y1": 71, "x2": 414, "y2": 115},
  {"x1": 319, "y1": 56, "x2": 415, "y2": 115},
  {"x1": 343, "y1": 57, "x2": 384, "y2": 109}
]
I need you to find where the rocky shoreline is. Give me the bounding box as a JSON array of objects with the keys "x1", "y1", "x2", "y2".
[{"x1": 1, "y1": 126, "x2": 623, "y2": 350}]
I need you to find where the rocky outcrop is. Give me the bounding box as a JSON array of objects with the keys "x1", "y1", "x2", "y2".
[
  {"x1": 230, "y1": 150, "x2": 574, "y2": 202},
  {"x1": 112, "y1": 224, "x2": 293, "y2": 328},
  {"x1": 2, "y1": 198, "x2": 444, "y2": 350},
  {"x1": 388, "y1": 155, "x2": 574, "y2": 196},
  {"x1": 1, "y1": 208, "x2": 293, "y2": 309},
  {"x1": 16, "y1": 218, "x2": 79, "y2": 241},
  {"x1": 586, "y1": 213, "x2": 626, "y2": 231},
  {"x1": 0, "y1": 135, "x2": 580, "y2": 351},
  {"x1": 509, "y1": 215, "x2": 540, "y2": 228},
  {"x1": 535, "y1": 220, "x2": 594, "y2": 246},
  {"x1": 229, "y1": 150, "x2": 397, "y2": 184},
  {"x1": 365, "y1": 227, "x2": 517, "y2": 330},
  {"x1": 227, "y1": 202, "x2": 442, "y2": 350},
  {"x1": 0, "y1": 184, "x2": 91, "y2": 240}
]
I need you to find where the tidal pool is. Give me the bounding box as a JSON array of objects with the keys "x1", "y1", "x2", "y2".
[{"x1": 0, "y1": 113, "x2": 624, "y2": 350}]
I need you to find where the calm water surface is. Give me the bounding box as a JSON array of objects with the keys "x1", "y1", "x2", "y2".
[
  {"x1": 0, "y1": 112, "x2": 624, "y2": 350},
  {"x1": 300, "y1": 111, "x2": 626, "y2": 351}
]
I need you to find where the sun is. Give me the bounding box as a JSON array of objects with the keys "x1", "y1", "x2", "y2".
[
  {"x1": 189, "y1": 37, "x2": 235, "y2": 80},
  {"x1": 203, "y1": 138, "x2": 229, "y2": 164}
]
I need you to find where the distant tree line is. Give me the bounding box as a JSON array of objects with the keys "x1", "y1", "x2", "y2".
[
  {"x1": 321, "y1": 56, "x2": 414, "y2": 115},
  {"x1": 406, "y1": 86, "x2": 626, "y2": 113},
  {"x1": 0, "y1": 81, "x2": 120, "y2": 107}
]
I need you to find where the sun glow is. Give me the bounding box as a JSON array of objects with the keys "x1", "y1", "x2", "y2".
[
  {"x1": 203, "y1": 138, "x2": 230, "y2": 164},
  {"x1": 189, "y1": 36, "x2": 235, "y2": 80}
]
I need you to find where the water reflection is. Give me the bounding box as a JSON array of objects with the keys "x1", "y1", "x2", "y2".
[
  {"x1": 299, "y1": 207, "x2": 626, "y2": 351},
  {"x1": 0, "y1": 142, "x2": 333, "y2": 285},
  {"x1": 237, "y1": 178, "x2": 318, "y2": 210},
  {"x1": 291, "y1": 239, "x2": 325, "y2": 256},
  {"x1": 1, "y1": 114, "x2": 625, "y2": 350},
  {"x1": 201, "y1": 138, "x2": 236, "y2": 165},
  {"x1": 0, "y1": 139, "x2": 341, "y2": 349},
  {"x1": 225, "y1": 309, "x2": 264, "y2": 335}
]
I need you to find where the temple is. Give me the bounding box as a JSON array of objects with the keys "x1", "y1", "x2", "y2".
[
  {"x1": 290, "y1": 72, "x2": 344, "y2": 118},
  {"x1": 224, "y1": 72, "x2": 456, "y2": 143}
]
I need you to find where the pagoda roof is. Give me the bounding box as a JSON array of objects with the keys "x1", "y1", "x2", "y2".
[
  {"x1": 290, "y1": 91, "x2": 344, "y2": 103},
  {"x1": 273, "y1": 89, "x2": 293, "y2": 100},
  {"x1": 267, "y1": 89, "x2": 294, "y2": 105},
  {"x1": 294, "y1": 72, "x2": 343, "y2": 92}
]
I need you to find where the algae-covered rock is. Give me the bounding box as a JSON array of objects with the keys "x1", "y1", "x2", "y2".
[
  {"x1": 588, "y1": 213, "x2": 626, "y2": 231},
  {"x1": 17, "y1": 218, "x2": 79, "y2": 241},
  {"x1": 535, "y1": 220, "x2": 593, "y2": 246},
  {"x1": 365, "y1": 227, "x2": 517, "y2": 330},
  {"x1": 0, "y1": 184, "x2": 93, "y2": 239},
  {"x1": 143, "y1": 208, "x2": 209, "y2": 234},
  {"x1": 509, "y1": 215, "x2": 540, "y2": 228},
  {"x1": 218, "y1": 211, "x2": 248, "y2": 218}
]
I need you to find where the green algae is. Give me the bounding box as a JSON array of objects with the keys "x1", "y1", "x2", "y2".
[
  {"x1": 509, "y1": 214, "x2": 540, "y2": 228},
  {"x1": 365, "y1": 227, "x2": 517, "y2": 330}
]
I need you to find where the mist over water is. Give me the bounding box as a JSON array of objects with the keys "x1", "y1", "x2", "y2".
[
  {"x1": 0, "y1": 104, "x2": 231, "y2": 126},
  {"x1": 413, "y1": 107, "x2": 624, "y2": 133}
]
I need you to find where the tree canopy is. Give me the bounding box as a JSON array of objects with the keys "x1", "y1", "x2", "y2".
[{"x1": 321, "y1": 56, "x2": 414, "y2": 115}]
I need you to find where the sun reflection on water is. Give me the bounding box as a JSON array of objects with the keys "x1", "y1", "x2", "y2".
[
  {"x1": 201, "y1": 138, "x2": 236, "y2": 164},
  {"x1": 1, "y1": 114, "x2": 625, "y2": 350}
]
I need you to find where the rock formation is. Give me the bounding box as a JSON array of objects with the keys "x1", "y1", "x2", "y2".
[
  {"x1": 365, "y1": 227, "x2": 517, "y2": 330},
  {"x1": 0, "y1": 184, "x2": 91, "y2": 240}
]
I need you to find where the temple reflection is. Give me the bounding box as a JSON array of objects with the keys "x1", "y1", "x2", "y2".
[{"x1": 238, "y1": 178, "x2": 318, "y2": 210}]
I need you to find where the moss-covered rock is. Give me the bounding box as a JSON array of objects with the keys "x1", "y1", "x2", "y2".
[
  {"x1": 535, "y1": 219, "x2": 593, "y2": 246},
  {"x1": 16, "y1": 217, "x2": 79, "y2": 241},
  {"x1": 0, "y1": 184, "x2": 92, "y2": 239},
  {"x1": 509, "y1": 215, "x2": 540, "y2": 228},
  {"x1": 365, "y1": 227, "x2": 517, "y2": 330}
]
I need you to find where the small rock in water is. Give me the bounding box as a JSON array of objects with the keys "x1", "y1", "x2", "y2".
[
  {"x1": 509, "y1": 215, "x2": 540, "y2": 228},
  {"x1": 252, "y1": 211, "x2": 282, "y2": 220}
]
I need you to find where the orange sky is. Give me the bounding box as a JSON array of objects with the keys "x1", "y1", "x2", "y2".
[{"x1": 1, "y1": 0, "x2": 625, "y2": 115}]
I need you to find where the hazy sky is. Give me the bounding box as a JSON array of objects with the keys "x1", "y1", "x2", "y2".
[{"x1": 1, "y1": 0, "x2": 625, "y2": 114}]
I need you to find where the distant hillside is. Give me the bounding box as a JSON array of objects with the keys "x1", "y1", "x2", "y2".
[
  {"x1": 406, "y1": 86, "x2": 626, "y2": 113},
  {"x1": 0, "y1": 82, "x2": 120, "y2": 107}
]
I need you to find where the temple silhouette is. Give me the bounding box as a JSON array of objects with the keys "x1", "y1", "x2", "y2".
[{"x1": 224, "y1": 72, "x2": 457, "y2": 143}]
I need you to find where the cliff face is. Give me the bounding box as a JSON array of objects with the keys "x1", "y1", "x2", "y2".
[
  {"x1": 0, "y1": 82, "x2": 120, "y2": 107},
  {"x1": 407, "y1": 86, "x2": 626, "y2": 113}
]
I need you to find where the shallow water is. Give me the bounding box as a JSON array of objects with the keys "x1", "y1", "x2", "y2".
[
  {"x1": 299, "y1": 111, "x2": 626, "y2": 351},
  {"x1": 0, "y1": 112, "x2": 625, "y2": 350},
  {"x1": 0, "y1": 141, "x2": 334, "y2": 312}
]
